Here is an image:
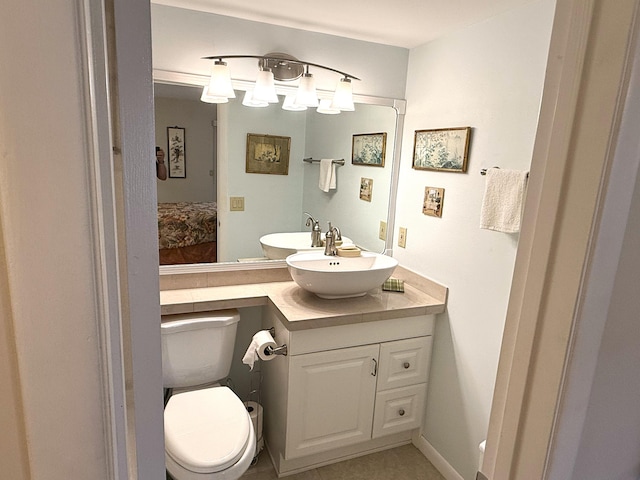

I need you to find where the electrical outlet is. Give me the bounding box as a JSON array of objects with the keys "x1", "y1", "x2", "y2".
[
  {"x1": 379, "y1": 221, "x2": 387, "y2": 240},
  {"x1": 398, "y1": 227, "x2": 407, "y2": 248},
  {"x1": 230, "y1": 196, "x2": 244, "y2": 211}
]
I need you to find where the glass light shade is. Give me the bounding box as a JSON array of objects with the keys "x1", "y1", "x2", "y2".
[
  {"x1": 242, "y1": 90, "x2": 269, "y2": 108},
  {"x1": 282, "y1": 94, "x2": 307, "y2": 111},
  {"x1": 331, "y1": 77, "x2": 355, "y2": 111},
  {"x1": 252, "y1": 69, "x2": 279, "y2": 104},
  {"x1": 207, "y1": 61, "x2": 236, "y2": 99},
  {"x1": 200, "y1": 85, "x2": 229, "y2": 104},
  {"x1": 317, "y1": 98, "x2": 340, "y2": 115},
  {"x1": 294, "y1": 73, "x2": 319, "y2": 107}
]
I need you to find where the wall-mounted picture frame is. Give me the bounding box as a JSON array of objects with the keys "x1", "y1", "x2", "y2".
[
  {"x1": 246, "y1": 133, "x2": 291, "y2": 175},
  {"x1": 423, "y1": 186, "x2": 445, "y2": 217},
  {"x1": 167, "y1": 126, "x2": 186, "y2": 178},
  {"x1": 359, "y1": 177, "x2": 373, "y2": 202},
  {"x1": 352, "y1": 132, "x2": 387, "y2": 167},
  {"x1": 412, "y1": 127, "x2": 471, "y2": 173}
]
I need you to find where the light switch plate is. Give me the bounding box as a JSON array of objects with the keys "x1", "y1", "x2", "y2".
[
  {"x1": 230, "y1": 196, "x2": 245, "y2": 211},
  {"x1": 398, "y1": 227, "x2": 407, "y2": 248},
  {"x1": 379, "y1": 221, "x2": 387, "y2": 240}
]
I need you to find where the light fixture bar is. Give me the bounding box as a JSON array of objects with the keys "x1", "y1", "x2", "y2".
[{"x1": 202, "y1": 55, "x2": 361, "y2": 82}]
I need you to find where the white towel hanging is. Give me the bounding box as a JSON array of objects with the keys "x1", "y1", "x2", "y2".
[
  {"x1": 480, "y1": 168, "x2": 528, "y2": 233},
  {"x1": 319, "y1": 159, "x2": 337, "y2": 192}
]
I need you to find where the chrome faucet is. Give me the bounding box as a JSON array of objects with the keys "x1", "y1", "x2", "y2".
[
  {"x1": 324, "y1": 222, "x2": 342, "y2": 256},
  {"x1": 304, "y1": 212, "x2": 323, "y2": 247}
]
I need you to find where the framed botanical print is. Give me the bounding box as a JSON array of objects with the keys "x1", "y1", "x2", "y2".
[
  {"x1": 246, "y1": 133, "x2": 291, "y2": 175},
  {"x1": 412, "y1": 127, "x2": 471, "y2": 173}
]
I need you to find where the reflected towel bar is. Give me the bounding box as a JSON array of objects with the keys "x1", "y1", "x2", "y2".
[{"x1": 303, "y1": 157, "x2": 345, "y2": 165}]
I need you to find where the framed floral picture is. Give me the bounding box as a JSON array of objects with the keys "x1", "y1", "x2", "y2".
[
  {"x1": 412, "y1": 127, "x2": 471, "y2": 173},
  {"x1": 167, "y1": 126, "x2": 186, "y2": 178},
  {"x1": 246, "y1": 133, "x2": 291, "y2": 175},
  {"x1": 352, "y1": 132, "x2": 387, "y2": 167}
]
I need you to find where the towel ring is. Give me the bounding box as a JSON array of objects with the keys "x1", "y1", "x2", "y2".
[{"x1": 480, "y1": 167, "x2": 500, "y2": 175}]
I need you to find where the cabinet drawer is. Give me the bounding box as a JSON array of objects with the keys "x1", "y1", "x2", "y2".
[
  {"x1": 377, "y1": 336, "x2": 432, "y2": 391},
  {"x1": 372, "y1": 383, "x2": 426, "y2": 438}
]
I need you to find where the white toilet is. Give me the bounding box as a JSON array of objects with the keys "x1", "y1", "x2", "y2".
[{"x1": 161, "y1": 310, "x2": 255, "y2": 480}]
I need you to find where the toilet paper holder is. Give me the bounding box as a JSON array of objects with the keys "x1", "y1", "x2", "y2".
[{"x1": 264, "y1": 328, "x2": 288, "y2": 356}]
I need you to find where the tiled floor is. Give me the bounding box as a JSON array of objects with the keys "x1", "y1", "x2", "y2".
[{"x1": 241, "y1": 444, "x2": 446, "y2": 480}]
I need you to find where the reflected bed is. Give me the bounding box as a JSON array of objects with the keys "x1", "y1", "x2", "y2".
[{"x1": 158, "y1": 202, "x2": 217, "y2": 265}]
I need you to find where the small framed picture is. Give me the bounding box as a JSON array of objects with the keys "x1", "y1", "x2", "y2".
[
  {"x1": 352, "y1": 132, "x2": 387, "y2": 167},
  {"x1": 167, "y1": 126, "x2": 186, "y2": 178},
  {"x1": 246, "y1": 133, "x2": 291, "y2": 175},
  {"x1": 423, "y1": 186, "x2": 445, "y2": 217},
  {"x1": 359, "y1": 177, "x2": 373, "y2": 202},
  {"x1": 412, "y1": 127, "x2": 471, "y2": 173}
]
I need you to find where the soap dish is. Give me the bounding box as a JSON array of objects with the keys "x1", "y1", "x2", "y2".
[{"x1": 337, "y1": 246, "x2": 361, "y2": 257}]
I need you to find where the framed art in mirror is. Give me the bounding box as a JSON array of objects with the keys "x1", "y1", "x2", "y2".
[
  {"x1": 246, "y1": 133, "x2": 291, "y2": 175},
  {"x1": 359, "y1": 177, "x2": 373, "y2": 202},
  {"x1": 167, "y1": 126, "x2": 186, "y2": 178},
  {"x1": 352, "y1": 132, "x2": 387, "y2": 167},
  {"x1": 412, "y1": 127, "x2": 471, "y2": 173}
]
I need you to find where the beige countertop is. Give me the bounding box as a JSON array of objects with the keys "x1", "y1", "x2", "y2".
[{"x1": 160, "y1": 266, "x2": 447, "y2": 331}]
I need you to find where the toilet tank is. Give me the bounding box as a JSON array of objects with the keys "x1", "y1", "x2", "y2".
[{"x1": 161, "y1": 309, "x2": 240, "y2": 389}]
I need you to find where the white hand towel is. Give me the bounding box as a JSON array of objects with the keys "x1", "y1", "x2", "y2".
[
  {"x1": 480, "y1": 168, "x2": 528, "y2": 233},
  {"x1": 319, "y1": 159, "x2": 337, "y2": 192}
]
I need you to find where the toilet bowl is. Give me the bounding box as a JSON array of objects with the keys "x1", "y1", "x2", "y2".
[
  {"x1": 165, "y1": 386, "x2": 255, "y2": 480},
  {"x1": 161, "y1": 310, "x2": 255, "y2": 480}
]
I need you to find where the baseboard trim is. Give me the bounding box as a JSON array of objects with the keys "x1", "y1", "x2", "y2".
[{"x1": 412, "y1": 433, "x2": 464, "y2": 480}]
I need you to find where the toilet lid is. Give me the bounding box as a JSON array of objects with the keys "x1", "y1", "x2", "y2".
[{"x1": 164, "y1": 386, "x2": 251, "y2": 474}]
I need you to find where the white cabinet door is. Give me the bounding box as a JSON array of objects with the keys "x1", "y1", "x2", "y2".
[
  {"x1": 377, "y1": 336, "x2": 433, "y2": 391},
  {"x1": 286, "y1": 344, "x2": 379, "y2": 459}
]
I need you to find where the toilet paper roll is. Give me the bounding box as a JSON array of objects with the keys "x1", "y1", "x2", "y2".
[
  {"x1": 244, "y1": 401, "x2": 264, "y2": 452},
  {"x1": 244, "y1": 401, "x2": 263, "y2": 438},
  {"x1": 254, "y1": 330, "x2": 278, "y2": 361},
  {"x1": 242, "y1": 330, "x2": 277, "y2": 370}
]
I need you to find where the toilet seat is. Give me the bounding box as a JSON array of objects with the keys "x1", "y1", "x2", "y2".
[{"x1": 165, "y1": 386, "x2": 252, "y2": 474}]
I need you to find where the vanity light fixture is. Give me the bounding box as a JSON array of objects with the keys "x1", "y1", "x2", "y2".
[
  {"x1": 331, "y1": 77, "x2": 355, "y2": 111},
  {"x1": 200, "y1": 85, "x2": 229, "y2": 104},
  {"x1": 252, "y1": 67, "x2": 279, "y2": 104},
  {"x1": 316, "y1": 98, "x2": 340, "y2": 115},
  {"x1": 282, "y1": 94, "x2": 307, "y2": 111},
  {"x1": 206, "y1": 60, "x2": 236, "y2": 99},
  {"x1": 294, "y1": 66, "x2": 319, "y2": 107},
  {"x1": 242, "y1": 90, "x2": 269, "y2": 108},
  {"x1": 201, "y1": 53, "x2": 359, "y2": 112}
]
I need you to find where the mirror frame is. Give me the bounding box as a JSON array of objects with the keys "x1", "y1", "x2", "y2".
[{"x1": 154, "y1": 69, "x2": 406, "y2": 275}]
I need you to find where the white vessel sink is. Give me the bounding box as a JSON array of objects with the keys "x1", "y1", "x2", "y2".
[
  {"x1": 286, "y1": 251, "x2": 398, "y2": 299},
  {"x1": 260, "y1": 232, "x2": 353, "y2": 260}
]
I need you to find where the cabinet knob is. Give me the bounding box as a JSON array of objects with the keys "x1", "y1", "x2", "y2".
[
  {"x1": 399, "y1": 409, "x2": 405, "y2": 416},
  {"x1": 403, "y1": 362, "x2": 410, "y2": 369}
]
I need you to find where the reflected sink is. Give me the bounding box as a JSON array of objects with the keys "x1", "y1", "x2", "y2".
[
  {"x1": 260, "y1": 232, "x2": 353, "y2": 260},
  {"x1": 286, "y1": 251, "x2": 398, "y2": 299}
]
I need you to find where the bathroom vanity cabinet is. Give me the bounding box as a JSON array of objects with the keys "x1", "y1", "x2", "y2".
[
  {"x1": 262, "y1": 311, "x2": 435, "y2": 476},
  {"x1": 159, "y1": 265, "x2": 447, "y2": 477}
]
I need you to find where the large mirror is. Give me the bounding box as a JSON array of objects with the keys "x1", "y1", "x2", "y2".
[{"x1": 154, "y1": 75, "x2": 403, "y2": 267}]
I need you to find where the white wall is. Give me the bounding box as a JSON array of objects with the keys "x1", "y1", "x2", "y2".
[
  {"x1": 151, "y1": 5, "x2": 409, "y2": 99},
  {"x1": 0, "y1": 0, "x2": 121, "y2": 478},
  {"x1": 154, "y1": 95, "x2": 217, "y2": 202},
  {"x1": 394, "y1": 1, "x2": 555, "y2": 478}
]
